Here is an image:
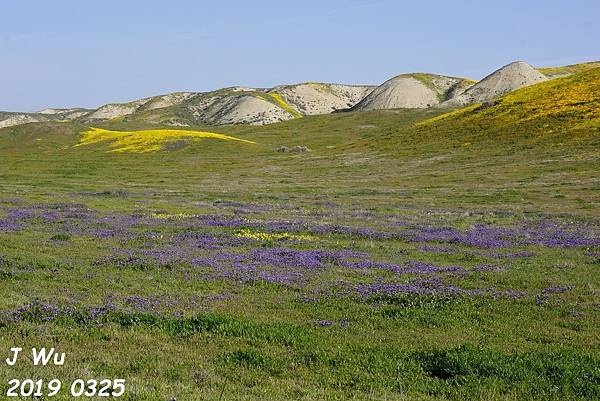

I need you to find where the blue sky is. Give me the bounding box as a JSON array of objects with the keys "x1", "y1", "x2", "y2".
[{"x1": 1, "y1": 0, "x2": 598, "y2": 111}]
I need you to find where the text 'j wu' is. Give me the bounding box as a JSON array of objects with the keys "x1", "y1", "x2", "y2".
[{"x1": 5, "y1": 348, "x2": 66, "y2": 366}]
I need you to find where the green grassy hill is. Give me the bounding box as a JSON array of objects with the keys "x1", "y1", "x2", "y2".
[
  {"x1": 1, "y1": 68, "x2": 598, "y2": 215},
  {"x1": 538, "y1": 61, "x2": 600, "y2": 78},
  {"x1": 423, "y1": 66, "x2": 600, "y2": 132}
]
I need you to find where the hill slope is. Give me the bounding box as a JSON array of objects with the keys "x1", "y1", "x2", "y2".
[
  {"x1": 0, "y1": 83, "x2": 375, "y2": 129},
  {"x1": 351, "y1": 73, "x2": 472, "y2": 111},
  {"x1": 425, "y1": 66, "x2": 600, "y2": 133},
  {"x1": 1, "y1": 61, "x2": 598, "y2": 129},
  {"x1": 270, "y1": 83, "x2": 374, "y2": 115},
  {"x1": 443, "y1": 61, "x2": 548, "y2": 106},
  {"x1": 0, "y1": 108, "x2": 91, "y2": 128},
  {"x1": 538, "y1": 61, "x2": 600, "y2": 78},
  {"x1": 0, "y1": 68, "x2": 597, "y2": 215}
]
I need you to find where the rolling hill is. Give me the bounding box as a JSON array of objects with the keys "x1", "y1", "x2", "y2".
[
  {"x1": 537, "y1": 60, "x2": 600, "y2": 78},
  {"x1": 442, "y1": 61, "x2": 548, "y2": 106},
  {"x1": 0, "y1": 65, "x2": 597, "y2": 216},
  {"x1": 0, "y1": 83, "x2": 375, "y2": 129},
  {"x1": 3, "y1": 64, "x2": 598, "y2": 139},
  {"x1": 422, "y1": 65, "x2": 600, "y2": 134},
  {"x1": 350, "y1": 73, "x2": 473, "y2": 111},
  {"x1": 0, "y1": 61, "x2": 598, "y2": 132}
]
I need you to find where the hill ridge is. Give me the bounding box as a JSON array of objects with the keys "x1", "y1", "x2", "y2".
[{"x1": 1, "y1": 61, "x2": 596, "y2": 129}]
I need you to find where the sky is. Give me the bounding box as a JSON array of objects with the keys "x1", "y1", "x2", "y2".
[{"x1": 1, "y1": 0, "x2": 598, "y2": 111}]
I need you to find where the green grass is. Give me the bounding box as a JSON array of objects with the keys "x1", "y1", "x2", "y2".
[
  {"x1": 538, "y1": 61, "x2": 600, "y2": 78},
  {"x1": 0, "y1": 68, "x2": 598, "y2": 400}
]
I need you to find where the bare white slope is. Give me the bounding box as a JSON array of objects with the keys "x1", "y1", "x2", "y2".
[
  {"x1": 352, "y1": 74, "x2": 471, "y2": 111},
  {"x1": 270, "y1": 83, "x2": 375, "y2": 115},
  {"x1": 444, "y1": 61, "x2": 548, "y2": 106},
  {"x1": 0, "y1": 114, "x2": 44, "y2": 128},
  {"x1": 353, "y1": 77, "x2": 437, "y2": 110},
  {"x1": 189, "y1": 94, "x2": 294, "y2": 126},
  {"x1": 86, "y1": 98, "x2": 153, "y2": 120},
  {"x1": 37, "y1": 108, "x2": 85, "y2": 115},
  {"x1": 144, "y1": 92, "x2": 197, "y2": 111},
  {"x1": 0, "y1": 108, "x2": 92, "y2": 128}
]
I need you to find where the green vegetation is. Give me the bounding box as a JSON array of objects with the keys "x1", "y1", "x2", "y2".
[
  {"x1": 425, "y1": 67, "x2": 600, "y2": 131},
  {"x1": 538, "y1": 61, "x2": 600, "y2": 78},
  {"x1": 306, "y1": 82, "x2": 336, "y2": 95},
  {"x1": 0, "y1": 68, "x2": 598, "y2": 400},
  {"x1": 408, "y1": 73, "x2": 436, "y2": 83}
]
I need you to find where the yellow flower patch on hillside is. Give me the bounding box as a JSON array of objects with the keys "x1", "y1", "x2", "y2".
[
  {"x1": 538, "y1": 61, "x2": 600, "y2": 78},
  {"x1": 417, "y1": 104, "x2": 480, "y2": 126},
  {"x1": 267, "y1": 93, "x2": 303, "y2": 118},
  {"x1": 76, "y1": 127, "x2": 256, "y2": 153},
  {"x1": 419, "y1": 67, "x2": 600, "y2": 131}
]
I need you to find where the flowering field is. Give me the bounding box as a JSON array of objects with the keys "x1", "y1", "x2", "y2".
[
  {"x1": 0, "y1": 196, "x2": 598, "y2": 400},
  {"x1": 0, "y1": 71, "x2": 599, "y2": 400}
]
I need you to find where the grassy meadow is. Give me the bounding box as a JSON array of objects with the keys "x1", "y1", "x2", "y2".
[{"x1": 0, "y1": 69, "x2": 599, "y2": 400}]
